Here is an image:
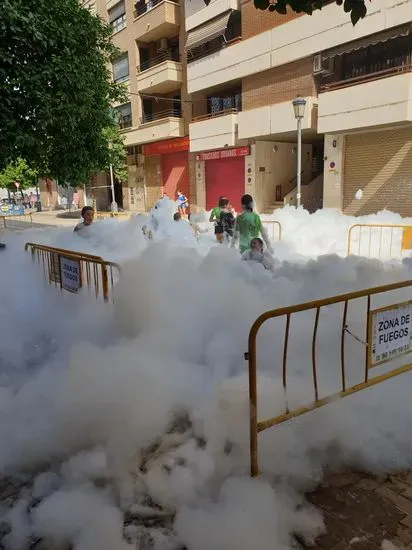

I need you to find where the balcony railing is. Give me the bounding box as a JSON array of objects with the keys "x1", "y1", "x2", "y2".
[
  {"x1": 137, "y1": 50, "x2": 180, "y2": 73},
  {"x1": 133, "y1": 0, "x2": 177, "y2": 18},
  {"x1": 140, "y1": 108, "x2": 181, "y2": 124},
  {"x1": 187, "y1": 36, "x2": 241, "y2": 64},
  {"x1": 192, "y1": 108, "x2": 239, "y2": 122},
  {"x1": 320, "y1": 62, "x2": 412, "y2": 92}
]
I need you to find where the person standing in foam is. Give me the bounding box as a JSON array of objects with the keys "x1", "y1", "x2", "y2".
[{"x1": 231, "y1": 194, "x2": 273, "y2": 254}]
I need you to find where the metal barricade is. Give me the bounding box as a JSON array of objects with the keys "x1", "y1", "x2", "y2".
[
  {"x1": 347, "y1": 224, "x2": 412, "y2": 259},
  {"x1": 261, "y1": 220, "x2": 282, "y2": 242},
  {"x1": 246, "y1": 279, "x2": 412, "y2": 477},
  {"x1": 25, "y1": 243, "x2": 120, "y2": 302},
  {"x1": 2, "y1": 213, "x2": 33, "y2": 229}
]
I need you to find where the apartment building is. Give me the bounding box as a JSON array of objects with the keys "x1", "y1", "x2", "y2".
[
  {"x1": 186, "y1": 0, "x2": 412, "y2": 216},
  {"x1": 80, "y1": 0, "x2": 194, "y2": 211}
]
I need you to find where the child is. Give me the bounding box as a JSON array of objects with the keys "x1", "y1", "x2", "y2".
[
  {"x1": 219, "y1": 198, "x2": 236, "y2": 243},
  {"x1": 176, "y1": 190, "x2": 188, "y2": 216},
  {"x1": 232, "y1": 194, "x2": 272, "y2": 254},
  {"x1": 242, "y1": 237, "x2": 275, "y2": 271},
  {"x1": 74, "y1": 206, "x2": 94, "y2": 233},
  {"x1": 173, "y1": 212, "x2": 182, "y2": 222},
  {"x1": 209, "y1": 196, "x2": 227, "y2": 243}
]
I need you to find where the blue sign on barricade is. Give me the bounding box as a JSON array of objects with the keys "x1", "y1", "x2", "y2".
[{"x1": 0, "y1": 205, "x2": 25, "y2": 217}]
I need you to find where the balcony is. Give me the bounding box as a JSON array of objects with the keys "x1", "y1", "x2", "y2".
[
  {"x1": 137, "y1": 51, "x2": 182, "y2": 93},
  {"x1": 238, "y1": 97, "x2": 318, "y2": 140},
  {"x1": 318, "y1": 65, "x2": 412, "y2": 133},
  {"x1": 189, "y1": 110, "x2": 238, "y2": 152},
  {"x1": 119, "y1": 114, "x2": 133, "y2": 130},
  {"x1": 186, "y1": 0, "x2": 239, "y2": 32},
  {"x1": 122, "y1": 110, "x2": 184, "y2": 146},
  {"x1": 133, "y1": 0, "x2": 180, "y2": 43},
  {"x1": 187, "y1": 0, "x2": 412, "y2": 94}
]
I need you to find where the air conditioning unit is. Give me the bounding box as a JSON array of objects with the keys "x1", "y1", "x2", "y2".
[
  {"x1": 157, "y1": 38, "x2": 168, "y2": 51},
  {"x1": 313, "y1": 54, "x2": 335, "y2": 75}
]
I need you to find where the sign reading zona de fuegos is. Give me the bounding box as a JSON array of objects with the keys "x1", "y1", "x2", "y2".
[
  {"x1": 60, "y1": 256, "x2": 81, "y2": 293},
  {"x1": 371, "y1": 301, "x2": 412, "y2": 366}
]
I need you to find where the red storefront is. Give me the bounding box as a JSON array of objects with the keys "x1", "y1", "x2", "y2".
[
  {"x1": 143, "y1": 137, "x2": 190, "y2": 203},
  {"x1": 196, "y1": 146, "x2": 250, "y2": 212}
]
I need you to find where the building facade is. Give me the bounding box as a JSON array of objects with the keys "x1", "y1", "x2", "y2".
[
  {"x1": 76, "y1": 0, "x2": 412, "y2": 216},
  {"x1": 185, "y1": 0, "x2": 412, "y2": 215},
  {"x1": 81, "y1": 0, "x2": 195, "y2": 212}
]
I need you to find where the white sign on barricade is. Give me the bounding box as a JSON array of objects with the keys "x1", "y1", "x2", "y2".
[
  {"x1": 60, "y1": 256, "x2": 81, "y2": 293},
  {"x1": 370, "y1": 301, "x2": 412, "y2": 366}
]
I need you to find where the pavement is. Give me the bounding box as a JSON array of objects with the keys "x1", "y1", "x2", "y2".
[
  {"x1": 30, "y1": 210, "x2": 80, "y2": 227},
  {"x1": 307, "y1": 471, "x2": 412, "y2": 549},
  {"x1": 1, "y1": 210, "x2": 82, "y2": 232}
]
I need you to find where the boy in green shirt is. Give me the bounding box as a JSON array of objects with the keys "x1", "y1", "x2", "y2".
[{"x1": 232, "y1": 194, "x2": 273, "y2": 254}]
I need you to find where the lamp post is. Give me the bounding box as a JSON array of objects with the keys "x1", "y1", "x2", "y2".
[
  {"x1": 109, "y1": 163, "x2": 118, "y2": 212},
  {"x1": 292, "y1": 96, "x2": 307, "y2": 208},
  {"x1": 108, "y1": 138, "x2": 118, "y2": 213}
]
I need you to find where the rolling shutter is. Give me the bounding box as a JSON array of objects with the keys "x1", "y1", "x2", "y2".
[
  {"x1": 205, "y1": 157, "x2": 245, "y2": 212},
  {"x1": 343, "y1": 127, "x2": 412, "y2": 216}
]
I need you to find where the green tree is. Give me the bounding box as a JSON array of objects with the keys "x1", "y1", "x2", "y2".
[
  {"x1": 204, "y1": 0, "x2": 367, "y2": 25},
  {"x1": 103, "y1": 126, "x2": 128, "y2": 185},
  {"x1": 0, "y1": 158, "x2": 38, "y2": 195},
  {"x1": 0, "y1": 0, "x2": 126, "y2": 185}
]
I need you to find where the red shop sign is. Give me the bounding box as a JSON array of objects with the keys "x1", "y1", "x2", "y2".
[
  {"x1": 144, "y1": 136, "x2": 189, "y2": 156},
  {"x1": 196, "y1": 146, "x2": 250, "y2": 162}
]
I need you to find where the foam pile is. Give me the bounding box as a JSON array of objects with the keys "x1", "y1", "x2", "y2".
[{"x1": 1, "y1": 205, "x2": 412, "y2": 549}]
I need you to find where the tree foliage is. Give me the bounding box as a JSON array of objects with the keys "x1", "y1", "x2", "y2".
[
  {"x1": 103, "y1": 126, "x2": 128, "y2": 184},
  {"x1": 0, "y1": 0, "x2": 127, "y2": 185},
  {"x1": 0, "y1": 158, "x2": 38, "y2": 191},
  {"x1": 203, "y1": 0, "x2": 368, "y2": 25}
]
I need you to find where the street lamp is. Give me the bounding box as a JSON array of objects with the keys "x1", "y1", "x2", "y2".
[
  {"x1": 109, "y1": 163, "x2": 118, "y2": 212},
  {"x1": 292, "y1": 96, "x2": 307, "y2": 208},
  {"x1": 108, "y1": 141, "x2": 118, "y2": 213}
]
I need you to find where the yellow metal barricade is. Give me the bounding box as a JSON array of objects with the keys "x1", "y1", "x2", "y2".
[
  {"x1": 95, "y1": 211, "x2": 131, "y2": 221},
  {"x1": 246, "y1": 279, "x2": 412, "y2": 477},
  {"x1": 261, "y1": 221, "x2": 282, "y2": 242},
  {"x1": 25, "y1": 243, "x2": 120, "y2": 302},
  {"x1": 347, "y1": 224, "x2": 412, "y2": 259},
  {"x1": 2, "y1": 213, "x2": 33, "y2": 229}
]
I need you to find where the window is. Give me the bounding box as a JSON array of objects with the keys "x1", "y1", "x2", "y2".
[
  {"x1": 112, "y1": 53, "x2": 129, "y2": 83},
  {"x1": 114, "y1": 102, "x2": 132, "y2": 129},
  {"x1": 109, "y1": 1, "x2": 126, "y2": 33},
  {"x1": 130, "y1": 187, "x2": 136, "y2": 206},
  {"x1": 207, "y1": 87, "x2": 241, "y2": 115}
]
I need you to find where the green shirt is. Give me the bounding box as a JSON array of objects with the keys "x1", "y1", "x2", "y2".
[
  {"x1": 235, "y1": 211, "x2": 262, "y2": 253},
  {"x1": 210, "y1": 206, "x2": 221, "y2": 221}
]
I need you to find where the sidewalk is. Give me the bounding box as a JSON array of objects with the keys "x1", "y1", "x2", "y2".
[
  {"x1": 30, "y1": 210, "x2": 79, "y2": 228},
  {"x1": 307, "y1": 471, "x2": 412, "y2": 549}
]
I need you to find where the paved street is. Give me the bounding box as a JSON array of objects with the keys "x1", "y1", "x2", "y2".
[
  {"x1": 307, "y1": 471, "x2": 412, "y2": 549},
  {"x1": 30, "y1": 210, "x2": 80, "y2": 228}
]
